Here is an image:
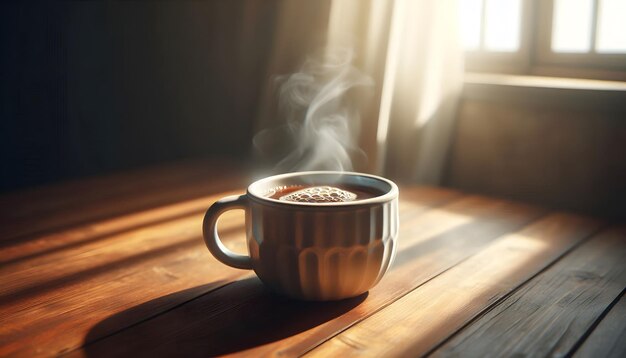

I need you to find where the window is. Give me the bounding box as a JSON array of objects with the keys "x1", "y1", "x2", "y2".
[{"x1": 459, "y1": 0, "x2": 626, "y2": 79}]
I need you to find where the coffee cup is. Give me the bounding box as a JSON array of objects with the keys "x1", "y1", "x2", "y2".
[{"x1": 202, "y1": 171, "x2": 399, "y2": 301}]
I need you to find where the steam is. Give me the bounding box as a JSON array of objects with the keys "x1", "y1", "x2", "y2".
[{"x1": 254, "y1": 48, "x2": 373, "y2": 173}]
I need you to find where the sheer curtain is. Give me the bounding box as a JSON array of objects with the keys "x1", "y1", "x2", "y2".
[{"x1": 255, "y1": 0, "x2": 463, "y2": 184}]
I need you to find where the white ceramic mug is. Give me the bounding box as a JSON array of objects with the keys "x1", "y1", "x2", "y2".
[{"x1": 202, "y1": 171, "x2": 399, "y2": 300}]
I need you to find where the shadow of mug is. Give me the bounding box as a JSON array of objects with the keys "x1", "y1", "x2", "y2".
[{"x1": 81, "y1": 276, "x2": 368, "y2": 357}]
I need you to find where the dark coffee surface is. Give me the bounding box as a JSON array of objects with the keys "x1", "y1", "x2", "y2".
[{"x1": 267, "y1": 184, "x2": 383, "y2": 202}]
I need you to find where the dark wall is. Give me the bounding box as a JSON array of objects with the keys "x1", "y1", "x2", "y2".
[
  {"x1": 1, "y1": 1, "x2": 277, "y2": 192},
  {"x1": 446, "y1": 83, "x2": 626, "y2": 218}
]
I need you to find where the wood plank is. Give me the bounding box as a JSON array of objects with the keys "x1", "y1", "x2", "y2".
[
  {"x1": 0, "y1": 215, "x2": 250, "y2": 357},
  {"x1": 0, "y1": 203, "x2": 249, "y2": 354},
  {"x1": 432, "y1": 225, "x2": 626, "y2": 357},
  {"x1": 66, "y1": 194, "x2": 545, "y2": 357},
  {"x1": 0, "y1": 195, "x2": 241, "y2": 303},
  {"x1": 0, "y1": 159, "x2": 232, "y2": 218},
  {"x1": 307, "y1": 213, "x2": 604, "y2": 357},
  {"x1": 0, "y1": 183, "x2": 450, "y2": 266},
  {"x1": 0, "y1": 186, "x2": 459, "y2": 357},
  {"x1": 0, "y1": 187, "x2": 249, "y2": 266},
  {"x1": 0, "y1": 189, "x2": 240, "y2": 265},
  {"x1": 0, "y1": 186, "x2": 458, "y2": 297},
  {"x1": 0, "y1": 159, "x2": 247, "y2": 242},
  {"x1": 573, "y1": 279, "x2": 626, "y2": 356}
]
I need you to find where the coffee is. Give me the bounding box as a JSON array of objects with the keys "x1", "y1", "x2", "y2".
[{"x1": 267, "y1": 184, "x2": 382, "y2": 203}]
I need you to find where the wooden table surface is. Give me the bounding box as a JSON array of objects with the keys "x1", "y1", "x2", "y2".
[{"x1": 1, "y1": 160, "x2": 625, "y2": 357}]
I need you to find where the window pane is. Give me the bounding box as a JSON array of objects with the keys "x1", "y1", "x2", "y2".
[
  {"x1": 552, "y1": 0, "x2": 593, "y2": 52},
  {"x1": 596, "y1": 0, "x2": 626, "y2": 53},
  {"x1": 484, "y1": 0, "x2": 521, "y2": 52},
  {"x1": 459, "y1": 0, "x2": 483, "y2": 50}
]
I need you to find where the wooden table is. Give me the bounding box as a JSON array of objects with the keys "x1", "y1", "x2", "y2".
[{"x1": 1, "y1": 160, "x2": 625, "y2": 357}]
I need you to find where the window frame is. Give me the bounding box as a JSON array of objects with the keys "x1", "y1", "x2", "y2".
[
  {"x1": 463, "y1": 0, "x2": 533, "y2": 74},
  {"x1": 463, "y1": 0, "x2": 626, "y2": 81}
]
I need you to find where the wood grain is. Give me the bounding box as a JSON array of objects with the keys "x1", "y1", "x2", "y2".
[
  {"x1": 432, "y1": 225, "x2": 626, "y2": 357},
  {"x1": 0, "y1": 159, "x2": 246, "y2": 242},
  {"x1": 0, "y1": 213, "x2": 248, "y2": 357},
  {"x1": 574, "y1": 284, "x2": 626, "y2": 357},
  {"x1": 0, "y1": 189, "x2": 241, "y2": 266},
  {"x1": 307, "y1": 213, "x2": 604, "y2": 357},
  {"x1": 3, "y1": 163, "x2": 620, "y2": 358},
  {"x1": 0, "y1": 185, "x2": 458, "y2": 357},
  {"x1": 66, "y1": 194, "x2": 544, "y2": 357}
]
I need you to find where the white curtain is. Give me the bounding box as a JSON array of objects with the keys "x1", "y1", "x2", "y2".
[{"x1": 256, "y1": 0, "x2": 464, "y2": 183}]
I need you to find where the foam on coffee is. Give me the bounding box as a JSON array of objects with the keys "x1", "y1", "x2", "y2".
[{"x1": 279, "y1": 186, "x2": 357, "y2": 203}]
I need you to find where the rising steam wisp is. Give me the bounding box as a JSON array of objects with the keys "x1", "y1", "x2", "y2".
[{"x1": 254, "y1": 49, "x2": 373, "y2": 173}]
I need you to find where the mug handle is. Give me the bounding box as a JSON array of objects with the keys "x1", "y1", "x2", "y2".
[{"x1": 202, "y1": 194, "x2": 252, "y2": 270}]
